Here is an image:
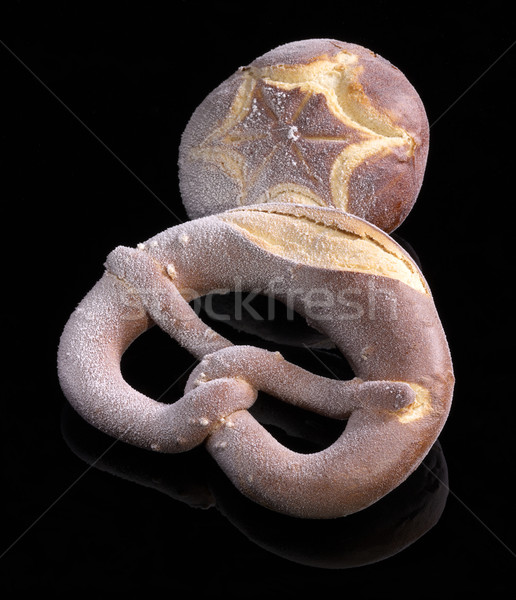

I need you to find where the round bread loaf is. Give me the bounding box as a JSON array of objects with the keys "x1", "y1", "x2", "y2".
[{"x1": 178, "y1": 39, "x2": 429, "y2": 232}]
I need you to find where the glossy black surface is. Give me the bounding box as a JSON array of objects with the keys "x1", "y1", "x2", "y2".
[{"x1": 3, "y1": 3, "x2": 515, "y2": 595}]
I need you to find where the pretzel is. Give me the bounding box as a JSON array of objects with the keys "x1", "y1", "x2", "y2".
[
  {"x1": 58, "y1": 203, "x2": 454, "y2": 519},
  {"x1": 178, "y1": 38, "x2": 429, "y2": 233}
]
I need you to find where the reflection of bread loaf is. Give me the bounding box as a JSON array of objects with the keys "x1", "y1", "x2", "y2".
[
  {"x1": 58, "y1": 203, "x2": 454, "y2": 519},
  {"x1": 179, "y1": 38, "x2": 429, "y2": 232},
  {"x1": 196, "y1": 291, "x2": 335, "y2": 349}
]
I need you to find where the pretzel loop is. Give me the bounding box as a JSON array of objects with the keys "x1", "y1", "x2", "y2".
[{"x1": 105, "y1": 243, "x2": 416, "y2": 438}]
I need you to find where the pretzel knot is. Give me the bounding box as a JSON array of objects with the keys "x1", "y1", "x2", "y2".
[{"x1": 58, "y1": 203, "x2": 454, "y2": 519}]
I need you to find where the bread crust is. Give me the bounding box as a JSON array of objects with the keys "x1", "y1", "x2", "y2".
[{"x1": 178, "y1": 39, "x2": 429, "y2": 232}]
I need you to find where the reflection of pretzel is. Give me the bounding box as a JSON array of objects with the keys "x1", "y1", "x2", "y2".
[
  {"x1": 58, "y1": 203, "x2": 454, "y2": 519},
  {"x1": 61, "y1": 400, "x2": 449, "y2": 569}
]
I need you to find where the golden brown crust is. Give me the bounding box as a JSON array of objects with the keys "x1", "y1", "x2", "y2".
[{"x1": 178, "y1": 38, "x2": 429, "y2": 232}]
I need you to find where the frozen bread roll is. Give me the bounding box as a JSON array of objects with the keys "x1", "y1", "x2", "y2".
[{"x1": 179, "y1": 39, "x2": 429, "y2": 232}]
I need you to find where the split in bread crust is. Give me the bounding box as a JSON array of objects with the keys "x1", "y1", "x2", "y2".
[
  {"x1": 219, "y1": 207, "x2": 427, "y2": 293},
  {"x1": 58, "y1": 204, "x2": 453, "y2": 519},
  {"x1": 179, "y1": 39, "x2": 429, "y2": 232}
]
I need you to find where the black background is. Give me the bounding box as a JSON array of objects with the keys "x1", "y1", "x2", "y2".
[{"x1": 2, "y1": 1, "x2": 515, "y2": 596}]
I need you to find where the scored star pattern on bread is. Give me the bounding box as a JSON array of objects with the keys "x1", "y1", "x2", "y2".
[{"x1": 189, "y1": 61, "x2": 413, "y2": 209}]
